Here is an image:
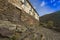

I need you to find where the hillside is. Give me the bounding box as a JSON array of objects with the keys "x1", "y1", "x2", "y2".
[{"x1": 40, "y1": 11, "x2": 60, "y2": 32}]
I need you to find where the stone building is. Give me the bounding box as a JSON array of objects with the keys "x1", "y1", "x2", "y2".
[
  {"x1": 0, "y1": 0, "x2": 39, "y2": 26},
  {"x1": 8, "y1": 0, "x2": 39, "y2": 20},
  {"x1": 0, "y1": 0, "x2": 41, "y2": 40}
]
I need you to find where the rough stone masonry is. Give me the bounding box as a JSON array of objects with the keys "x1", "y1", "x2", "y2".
[{"x1": 0, "y1": 0, "x2": 42, "y2": 40}]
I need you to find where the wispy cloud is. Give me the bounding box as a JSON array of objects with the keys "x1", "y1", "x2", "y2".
[
  {"x1": 53, "y1": 0, "x2": 55, "y2": 2},
  {"x1": 51, "y1": 0, "x2": 56, "y2": 3},
  {"x1": 40, "y1": 1, "x2": 45, "y2": 7},
  {"x1": 58, "y1": 0, "x2": 60, "y2": 2},
  {"x1": 34, "y1": 6, "x2": 36, "y2": 9},
  {"x1": 53, "y1": 3, "x2": 56, "y2": 6}
]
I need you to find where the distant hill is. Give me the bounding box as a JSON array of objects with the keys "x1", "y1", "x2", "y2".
[{"x1": 40, "y1": 11, "x2": 60, "y2": 32}]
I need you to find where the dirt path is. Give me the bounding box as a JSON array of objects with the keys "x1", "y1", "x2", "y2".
[{"x1": 39, "y1": 27, "x2": 60, "y2": 40}]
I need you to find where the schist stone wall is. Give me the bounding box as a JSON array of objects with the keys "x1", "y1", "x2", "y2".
[
  {"x1": 0, "y1": 0, "x2": 41, "y2": 40},
  {"x1": 0, "y1": 0, "x2": 39, "y2": 26},
  {"x1": 8, "y1": 0, "x2": 39, "y2": 21}
]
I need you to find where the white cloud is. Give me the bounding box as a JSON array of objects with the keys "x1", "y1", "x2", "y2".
[{"x1": 40, "y1": 1, "x2": 45, "y2": 7}]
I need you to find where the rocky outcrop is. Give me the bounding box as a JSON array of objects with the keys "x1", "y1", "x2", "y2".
[{"x1": 0, "y1": 0, "x2": 41, "y2": 40}]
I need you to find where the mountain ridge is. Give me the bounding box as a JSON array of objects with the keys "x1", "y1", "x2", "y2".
[{"x1": 40, "y1": 11, "x2": 60, "y2": 32}]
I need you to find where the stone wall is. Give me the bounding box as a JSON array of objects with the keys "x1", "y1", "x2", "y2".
[
  {"x1": 0, "y1": 0, "x2": 40, "y2": 40},
  {"x1": 8, "y1": 0, "x2": 39, "y2": 20},
  {"x1": 0, "y1": 0, "x2": 39, "y2": 26},
  {"x1": 21, "y1": 12, "x2": 39, "y2": 26}
]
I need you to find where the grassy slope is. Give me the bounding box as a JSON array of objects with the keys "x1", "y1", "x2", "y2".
[{"x1": 40, "y1": 11, "x2": 60, "y2": 32}]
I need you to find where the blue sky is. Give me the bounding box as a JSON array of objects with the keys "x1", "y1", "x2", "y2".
[{"x1": 29, "y1": 0, "x2": 60, "y2": 16}]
